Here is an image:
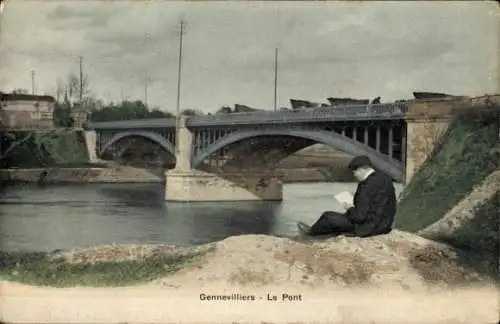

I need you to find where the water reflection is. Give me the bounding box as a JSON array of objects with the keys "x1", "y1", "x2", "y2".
[
  {"x1": 0, "y1": 182, "x2": 404, "y2": 252},
  {"x1": 0, "y1": 183, "x2": 283, "y2": 251},
  {"x1": 165, "y1": 201, "x2": 281, "y2": 244}
]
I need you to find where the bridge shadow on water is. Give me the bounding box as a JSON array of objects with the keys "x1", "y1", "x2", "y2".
[
  {"x1": 165, "y1": 201, "x2": 282, "y2": 244},
  {"x1": 96, "y1": 183, "x2": 282, "y2": 246}
]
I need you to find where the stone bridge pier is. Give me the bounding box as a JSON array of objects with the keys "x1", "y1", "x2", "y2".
[{"x1": 164, "y1": 116, "x2": 283, "y2": 202}]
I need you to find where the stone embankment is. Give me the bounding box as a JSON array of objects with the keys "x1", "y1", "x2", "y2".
[
  {"x1": 0, "y1": 166, "x2": 163, "y2": 184},
  {"x1": 0, "y1": 165, "x2": 348, "y2": 184}
]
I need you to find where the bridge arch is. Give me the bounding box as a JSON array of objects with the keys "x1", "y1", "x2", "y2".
[
  {"x1": 192, "y1": 129, "x2": 404, "y2": 182},
  {"x1": 100, "y1": 131, "x2": 175, "y2": 157}
]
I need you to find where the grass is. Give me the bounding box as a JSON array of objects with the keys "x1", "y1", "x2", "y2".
[
  {"x1": 395, "y1": 102, "x2": 500, "y2": 232},
  {"x1": 0, "y1": 250, "x2": 204, "y2": 287}
]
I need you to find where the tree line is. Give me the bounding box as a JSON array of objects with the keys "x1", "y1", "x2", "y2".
[
  {"x1": 45, "y1": 72, "x2": 242, "y2": 125},
  {"x1": 9, "y1": 70, "x2": 365, "y2": 126}
]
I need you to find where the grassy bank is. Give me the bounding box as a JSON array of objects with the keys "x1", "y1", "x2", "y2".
[
  {"x1": 1, "y1": 129, "x2": 89, "y2": 169},
  {"x1": 395, "y1": 100, "x2": 499, "y2": 281},
  {"x1": 0, "y1": 249, "x2": 205, "y2": 287},
  {"x1": 395, "y1": 102, "x2": 499, "y2": 232}
]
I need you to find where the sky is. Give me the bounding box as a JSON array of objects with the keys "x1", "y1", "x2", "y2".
[{"x1": 0, "y1": 1, "x2": 498, "y2": 113}]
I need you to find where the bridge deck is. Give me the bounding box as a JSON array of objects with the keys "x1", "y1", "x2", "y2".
[{"x1": 87, "y1": 102, "x2": 408, "y2": 130}]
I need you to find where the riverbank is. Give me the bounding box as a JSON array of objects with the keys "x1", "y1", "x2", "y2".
[
  {"x1": 0, "y1": 166, "x2": 352, "y2": 184},
  {"x1": 1, "y1": 231, "x2": 498, "y2": 323},
  {"x1": 0, "y1": 165, "x2": 163, "y2": 184},
  {"x1": 0, "y1": 160, "x2": 354, "y2": 185}
]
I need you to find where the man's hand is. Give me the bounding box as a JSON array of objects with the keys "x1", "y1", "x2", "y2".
[{"x1": 342, "y1": 201, "x2": 354, "y2": 210}]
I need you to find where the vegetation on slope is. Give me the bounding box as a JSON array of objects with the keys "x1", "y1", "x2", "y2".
[
  {"x1": 395, "y1": 100, "x2": 499, "y2": 232},
  {"x1": 0, "y1": 249, "x2": 205, "y2": 287},
  {"x1": 1, "y1": 130, "x2": 89, "y2": 168}
]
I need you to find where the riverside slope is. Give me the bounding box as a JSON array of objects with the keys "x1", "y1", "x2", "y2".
[{"x1": 1, "y1": 230, "x2": 498, "y2": 324}]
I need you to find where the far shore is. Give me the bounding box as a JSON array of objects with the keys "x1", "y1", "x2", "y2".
[
  {"x1": 0, "y1": 165, "x2": 354, "y2": 185},
  {"x1": 0, "y1": 145, "x2": 356, "y2": 185}
]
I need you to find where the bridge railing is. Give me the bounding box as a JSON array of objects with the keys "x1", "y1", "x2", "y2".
[
  {"x1": 88, "y1": 118, "x2": 176, "y2": 130},
  {"x1": 187, "y1": 102, "x2": 408, "y2": 126},
  {"x1": 87, "y1": 102, "x2": 408, "y2": 129}
]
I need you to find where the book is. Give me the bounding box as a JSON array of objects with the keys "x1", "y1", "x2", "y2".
[{"x1": 334, "y1": 191, "x2": 354, "y2": 206}]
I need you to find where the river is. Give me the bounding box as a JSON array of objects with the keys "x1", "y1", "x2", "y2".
[{"x1": 0, "y1": 182, "x2": 404, "y2": 252}]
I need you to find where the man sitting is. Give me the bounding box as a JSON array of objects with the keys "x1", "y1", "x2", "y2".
[{"x1": 298, "y1": 155, "x2": 397, "y2": 238}]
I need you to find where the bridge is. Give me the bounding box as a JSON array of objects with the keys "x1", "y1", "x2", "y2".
[{"x1": 85, "y1": 100, "x2": 453, "y2": 201}]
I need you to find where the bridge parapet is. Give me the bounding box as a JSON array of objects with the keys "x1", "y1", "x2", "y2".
[
  {"x1": 88, "y1": 118, "x2": 176, "y2": 130},
  {"x1": 87, "y1": 102, "x2": 409, "y2": 130},
  {"x1": 187, "y1": 102, "x2": 408, "y2": 126}
]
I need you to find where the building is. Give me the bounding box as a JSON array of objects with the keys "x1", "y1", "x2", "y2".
[{"x1": 0, "y1": 92, "x2": 55, "y2": 129}]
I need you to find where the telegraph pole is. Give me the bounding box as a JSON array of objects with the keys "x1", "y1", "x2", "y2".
[
  {"x1": 79, "y1": 56, "x2": 84, "y2": 104},
  {"x1": 31, "y1": 70, "x2": 35, "y2": 95},
  {"x1": 176, "y1": 19, "x2": 185, "y2": 118},
  {"x1": 144, "y1": 33, "x2": 151, "y2": 107},
  {"x1": 273, "y1": 47, "x2": 278, "y2": 112},
  {"x1": 144, "y1": 78, "x2": 148, "y2": 107},
  {"x1": 175, "y1": 19, "x2": 186, "y2": 156}
]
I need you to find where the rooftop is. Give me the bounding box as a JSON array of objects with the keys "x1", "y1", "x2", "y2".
[{"x1": 0, "y1": 92, "x2": 56, "y2": 102}]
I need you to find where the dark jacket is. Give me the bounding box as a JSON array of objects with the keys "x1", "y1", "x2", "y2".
[{"x1": 345, "y1": 171, "x2": 397, "y2": 237}]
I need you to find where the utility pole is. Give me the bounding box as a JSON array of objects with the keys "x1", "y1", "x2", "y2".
[
  {"x1": 31, "y1": 70, "x2": 35, "y2": 95},
  {"x1": 144, "y1": 78, "x2": 148, "y2": 107},
  {"x1": 176, "y1": 19, "x2": 185, "y2": 118},
  {"x1": 273, "y1": 47, "x2": 278, "y2": 112},
  {"x1": 175, "y1": 19, "x2": 186, "y2": 156},
  {"x1": 144, "y1": 33, "x2": 151, "y2": 107},
  {"x1": 79, "y1": 56, "x2": 84, "y2": 105}
]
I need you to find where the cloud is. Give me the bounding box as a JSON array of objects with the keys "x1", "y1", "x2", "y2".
[
  {"x1": 47, "y1": 4, "x2": 116, "y2": 27},
  {"x1": 0, "y1": 1, "x2": 497, "y2": 112}
]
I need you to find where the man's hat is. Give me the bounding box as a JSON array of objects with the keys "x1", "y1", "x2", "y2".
[{"x1": 348, "y1": 155, "x2": 372, "y2": 171}]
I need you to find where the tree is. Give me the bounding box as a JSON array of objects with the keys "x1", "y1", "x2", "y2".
[
  {"x1": 150, "y1": 108, "x2": 173, "y2": 118},
  {"x1": 180, "y1": 108, "x2": 203, "y2": 116},
  {"x1": 55, "y1": 78, "x2": 65, "y2": 102},
  {"x1": 51, "y1": 73, "x2": 175, "y2": 123},
  {"x1": 64, "y1": 73, "x2": 89, "y2": 105},
  {"x1": 11, "y1": 88, "x2": 29, "y2": 94},
  {"x1": 53, "y1": 101, "x2": 74, "y2": 127},
  {"x1": 216, "y1": 106, "x2": 232, "y2": 114},
  {"x1": 81, "y1": 96, "x2": 104, "y2": 111},
  {"x1": 88, "y1": 100, "x2": 173, "y2": 122}
]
